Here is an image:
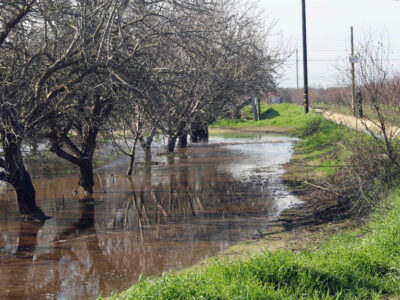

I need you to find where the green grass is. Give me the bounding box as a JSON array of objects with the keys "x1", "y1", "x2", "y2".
[
  {"x1": 295, "y1": 116, "x2": 352, "y2": 177},
  {"x1": 211, "y1": 103, "x2": 315, "y2": 130},
  {"x1": 107, "y1": 190, "x2": 400, "y2": 299}
]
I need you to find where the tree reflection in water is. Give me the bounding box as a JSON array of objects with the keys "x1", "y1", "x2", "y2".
[{"x1": 0, "y1": 139, "x2": 298, "y2": 299}]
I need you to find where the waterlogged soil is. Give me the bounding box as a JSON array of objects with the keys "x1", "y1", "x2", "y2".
[{"x1": 0, "y1": 134, "x2": 301, "y2": 300}]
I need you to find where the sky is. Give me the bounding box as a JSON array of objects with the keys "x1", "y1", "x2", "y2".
[{"x1": 253, "y1": 0, "x2": 400, "y2": 88}]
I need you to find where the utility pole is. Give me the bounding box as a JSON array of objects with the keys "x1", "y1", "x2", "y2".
[
  {"x1": 296, "y1": 48, "x2": 299, "y2": 90},
  {"x1": 350, "y1": 26, "x2": 356, "y2": 116},
  {"x1": 301, "y1": 0, "x2": 309, "y2": 113}
]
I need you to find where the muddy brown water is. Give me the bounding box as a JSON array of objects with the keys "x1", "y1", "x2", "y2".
[{"x1": 0, "y1": 134, "x2": 301, "y2": 300}]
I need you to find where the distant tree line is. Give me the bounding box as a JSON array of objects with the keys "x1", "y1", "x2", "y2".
[{"x1": 0, "y1": 0, "x2": 283, "y2": 220}]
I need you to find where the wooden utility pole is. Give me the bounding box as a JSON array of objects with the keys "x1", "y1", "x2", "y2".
[
  {"x1": 301, "y1": 0, "x2": 309, "y2": 113},
  {"x1": 351, "y1": 26, "x2": 356, "y2": 116},
  {"x1": 296, "y1": 48, "x2": 299, "y2": 90}
]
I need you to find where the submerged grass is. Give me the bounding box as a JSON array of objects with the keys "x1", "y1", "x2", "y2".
[{"x1": 106, "y1": 104, "x2": 400, "y2": 299}]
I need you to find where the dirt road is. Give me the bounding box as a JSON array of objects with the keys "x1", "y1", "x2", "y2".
[{"x1": 313, "y1": 109, "x2": 400, "y2": 138}]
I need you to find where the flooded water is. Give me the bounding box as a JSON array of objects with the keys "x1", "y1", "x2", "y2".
[{"x1": 0, "y1": 134, "x2": 301, "y2": 300}]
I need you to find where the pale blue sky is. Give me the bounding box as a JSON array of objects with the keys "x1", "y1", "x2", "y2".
[{"x1": 254, "y1": 0, "x2": 400, "y2": 88}]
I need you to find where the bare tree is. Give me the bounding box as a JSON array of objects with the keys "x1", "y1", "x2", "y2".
[
  {"x1": 0, "y1": 0, "x2": 36, "y2": 46},
  {"x1": 44, "y1": 1, "x2": 130, "y2": 194},
  {"x1": 0, "y1": 0, "x2": 286, "y2": 219},
  {"x1": 0, "y1": 0, "x2": 124, "y2": 218},
  {"x1": 112, "y1": 0, "x2": 283, "y2": 153},
  {"x1": 326, "y1": 39, "x2": 400, "y2": 213},
  {"x1": 105, "y1": 97, "x2": 157, "y2": 175}
]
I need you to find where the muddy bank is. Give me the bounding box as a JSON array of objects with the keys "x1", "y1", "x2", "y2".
[{"x1": 209, "y1": 126, "x2": 296, "y2": 135}]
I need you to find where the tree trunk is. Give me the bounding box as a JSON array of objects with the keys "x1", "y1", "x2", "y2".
[
  {"x1": 49, "y1": 123, "x2": 99, "y2": 194},
  {"x1": 231, "y1": 107, "x2": 241, "y2": 119},
  {"x1": 167, "y1": 135, "x2": 177, "y2": 153},
  {"x1": 144, "y1": 145, "x2": 152, "y2": 166},
  {"x1": 198, "y1": 126, "x2": 209, "y2": 142},
  {"x1": 190, "y1": 131, "x2": 199, "y2": 143},
  {"x1": 1, "y1": 133, "x2": 47, "y2": 221},
  {"x1": 140, "y1": 128, "x2": 156, "y2": 167},
  {"x1": 78, "y1": 159, "x2": 94, "y2": 194},
  {"x1": 127, "y1": 140, "x2": 137, "y2": 176},
  {"x1": 178, "y1": 132, "x2": 188, "y2": 148},
  {"x1": 48, "y1": 94, "x2": 111, "y2": 196},
  {"x1": 191, "y1": 127, "x2": 208, "y2": 143},
  {"x1": 139, "y1": 141, "x2": 152, "y2": 167},
  {"x1": 127, "y1": 154, "x2": 135, "y2": 176},
  {"x1": 190, "y1": 124, "x2": 209, "y2": 143}
]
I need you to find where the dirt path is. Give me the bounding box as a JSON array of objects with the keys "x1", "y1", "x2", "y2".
[{"x1": 313, "y1": 108, "x2": 400, "y2": 138}]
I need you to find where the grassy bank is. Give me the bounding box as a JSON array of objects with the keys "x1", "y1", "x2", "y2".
[
  {"x1": 106, "y1": 104, "x2": 400, "y2": 299},
  {"x1": 210, "y1": 103, "x2": 312, "y2": 134}
]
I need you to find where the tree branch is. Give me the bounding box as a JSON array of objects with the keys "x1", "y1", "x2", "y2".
[
  {"x1": 0, "y1": 171, "x2": 11, "y2": 183},
  {"x1": 49, "y1": 143, "x2": 81, "y2": 166},
  {"x1": 0, "y1": 157, "x2": 6, "y2": 169},
  {"x1": 0, "y1": 0, "x2": 36, "y2": 47}
]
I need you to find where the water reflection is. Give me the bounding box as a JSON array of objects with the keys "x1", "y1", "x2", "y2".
[{"x1": 0, "y1": 135, "x2": 301, "y2": 299}]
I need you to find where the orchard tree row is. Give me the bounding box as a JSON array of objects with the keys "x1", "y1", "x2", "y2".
[{"x1": 0, "y1": 0, "x2": 284, "y2": 220}]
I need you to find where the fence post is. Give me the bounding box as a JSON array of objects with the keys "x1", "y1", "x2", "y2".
[{"x1": 251, "y1": 96, "x2": 257, "y2": 121}]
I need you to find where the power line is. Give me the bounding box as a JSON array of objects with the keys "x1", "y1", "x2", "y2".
[
  {"x1": 287, "y1": 58, "x2": 400, "y2": 62},
  {"x1": 287, "y1": 59, "x2": 344, "y2": 62},
  {"x1": 307, "y1": 49, "x2": 348, "y2": 52}
]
